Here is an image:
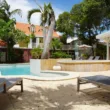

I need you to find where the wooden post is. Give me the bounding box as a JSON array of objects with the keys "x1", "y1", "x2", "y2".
[
  {"x1": 107, "y1": 42, "x2": 109, "y2": 60},
  {"x1": 21, "y1": 80, "x2": 23, "y2": 92},
  {"x1": 3, "y1": 83, "x2": 6, "y2": 93},
  {"x1": 77, "y1": 78, "x2": 80, "y2": 92}
]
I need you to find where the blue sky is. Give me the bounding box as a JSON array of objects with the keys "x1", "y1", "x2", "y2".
[
  {"x1": 32, "y1": 0, "x2": 82, "y2": 11},
  {"x1": 7, "y1": 0, "x2": 82, "y2": 24}
]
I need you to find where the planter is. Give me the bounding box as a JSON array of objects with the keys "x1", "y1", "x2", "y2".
[{"x1": 30, "y1": 59, "x2": 41, "y2": 75}]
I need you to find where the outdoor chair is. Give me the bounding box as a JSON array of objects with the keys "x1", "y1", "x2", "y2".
[
  {"x1": 77, "y1": 75, "x2": 110, "y2": 92},
  {"x1": 0, "y1": 78, "x2": 23, "y2": 93},
  {"x1": 88, "y1": 56, "x2": 94, "y2": 60},
  {"x1": 94, "y1": 56, "x2": 100, "y2": 60}
]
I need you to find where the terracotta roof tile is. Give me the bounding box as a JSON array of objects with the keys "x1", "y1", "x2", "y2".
[{"x1": 16, "y1": 22, "x2": 59, "y2": 38}]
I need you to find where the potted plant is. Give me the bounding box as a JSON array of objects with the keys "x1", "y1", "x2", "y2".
[{"x1": 30, "y1": 47, "x2": 42, "y2": 74}]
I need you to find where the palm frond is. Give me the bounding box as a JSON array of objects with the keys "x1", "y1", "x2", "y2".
[
  {"x1": 6, "y1": 19, "x2": 16, "y2": 27},
  {"x1": 34, "y1": 0, "x2": 43, "y2": 13},
  {"x1": 2, "y1": 0, "x2": 10, "y2": 11},
  {"x1": 27, "y1": 9, "x2": 41, "y2": 23},
  {"x1": 10, "y1": 9, "x2": 22, "y2": 17}
]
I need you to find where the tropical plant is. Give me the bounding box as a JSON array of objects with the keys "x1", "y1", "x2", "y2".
[
  {"x1": 51, "y1": 51, "x2": 71, "y2": 58},
  {"x1": 81, "y1": 53, "x2": 89, "y2": 60},
  {"x1": 27, "y1": 2, "x2": 55, "y2": 59},
  {"x1": 0, "y1": 0, "x2": 22, "y2": 21},
  {"x1": 31, "y1": 47, "x2": 42, "y2": 59},
  {"x1": 50, "y1": 38, "x2": 63, "y2": 51}
]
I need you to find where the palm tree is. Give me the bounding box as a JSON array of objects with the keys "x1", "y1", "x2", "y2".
[
  {"x1": 27, "y1": 3, "x2": 55, "y2": 59},
  {"x1": 0, "y1": 0, "x2": 22, "y2": 21}
]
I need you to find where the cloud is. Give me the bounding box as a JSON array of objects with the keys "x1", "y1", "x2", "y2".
[
  {"x1": 6, "y1": 0, "x2": 63, "y2": 25},
  {"x1": 53, "y1": 7, "x2": 64, "y2": 20}
]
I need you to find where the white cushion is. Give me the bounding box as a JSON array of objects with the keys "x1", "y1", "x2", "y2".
[{"x1": 53, "y1": 65, "x2": 61, "y2": 71}]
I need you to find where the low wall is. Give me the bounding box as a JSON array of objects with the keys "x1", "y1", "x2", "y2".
[
  {"x1": 58, "y1": 60, "x2": 110, "y2": 72},
  {"x1": 41, "y1": 59, "x2": 71, "y2": 70},
  {"x1": 41, "y1": 59, "x2": 60, "y2": 70}
]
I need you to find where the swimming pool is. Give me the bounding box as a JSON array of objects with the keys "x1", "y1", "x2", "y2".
[{"x1": 0, "y1": 64, "x2": 68, "y2": 77}]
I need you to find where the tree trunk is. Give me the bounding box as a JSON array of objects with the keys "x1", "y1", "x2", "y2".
[
  {"x1": 41, "y1": 17, "x2": 55, "y2": 59},
  {"x1": 91, "y1": 44, "x2": 94, "y2": 56},
  {"x1": 42, "y1": 25, "x2": 46, "y2": 44}
]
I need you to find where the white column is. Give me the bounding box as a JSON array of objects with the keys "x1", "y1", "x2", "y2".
[
  {"x1": 28, "y1": 38, "x2": 32, "y2": 48},
  {"x1": 107, "y1": 42, "x2": 109, "y2": 60},
  {"x1": 36, "y1": 38, "x2": 39, "y2": 48}
]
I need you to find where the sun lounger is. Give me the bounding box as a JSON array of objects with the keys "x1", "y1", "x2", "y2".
[
  {"x1": 0, "y1": 78, "x2": 23, "y2": 93},
  {"x1": 77, "y1": 75, "x2": 110, "y2": 92},
  {"x1": 88, "y1": 56, "x2": 94, "y2": 60},
  {"x1": 94, "y1": 56, "x2": 100, "y2": 60}
]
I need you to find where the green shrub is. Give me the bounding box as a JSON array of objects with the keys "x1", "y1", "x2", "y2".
[
  {"x1": 51, "y1": 51, "x2": 71, "y2": 58},
  {"x1": 50, "y1": 38, "x2": 63, "y2": 51},
  {"x1": 31, "y1": 47, "x2": 42, "y2": 59},
  {"x1": 81, "y1": 53, "x2": 89, "y2": 59}
]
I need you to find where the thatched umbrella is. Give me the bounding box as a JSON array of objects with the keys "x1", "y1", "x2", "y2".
[{"x1": 78, "y1": 44, "x2": 91, "y2": 49}]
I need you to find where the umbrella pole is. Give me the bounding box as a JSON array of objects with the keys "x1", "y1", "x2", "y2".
[{"x1": 107, "y1": 42, "x2": 109, "y2": 60}]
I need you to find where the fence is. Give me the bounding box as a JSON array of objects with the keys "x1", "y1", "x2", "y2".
[{"x1": 0, "y1": 47, "x2": 32, "y2": 63}]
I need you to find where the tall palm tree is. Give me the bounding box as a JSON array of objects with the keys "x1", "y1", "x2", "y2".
[
  {"x1": 27, "y1": 3, "x2": 55, "y2": 59},
  {"x1": 0, "y1": 0, "x2": 22, "y2": 21}
]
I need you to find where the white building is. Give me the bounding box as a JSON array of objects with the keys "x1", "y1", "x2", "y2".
[{"x1": 15, "y1": 22, "x2": 59, "y2": 48}]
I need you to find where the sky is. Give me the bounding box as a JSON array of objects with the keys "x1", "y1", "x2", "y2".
[{"x1": 6, "y1": 0, "x2": 82, "y2": 25}]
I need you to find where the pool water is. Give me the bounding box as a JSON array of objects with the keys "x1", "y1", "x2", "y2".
[
  {"x1": 0, "y1": 65, "x2": 68, "y2": 77},
  {"x1": 0, "y1": 65, "x2": 30, "y2": 76}
]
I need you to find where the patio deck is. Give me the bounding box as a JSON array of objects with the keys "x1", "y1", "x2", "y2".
[{"x1": 0, "y1": 71, "x2": 110, "y2": 110}]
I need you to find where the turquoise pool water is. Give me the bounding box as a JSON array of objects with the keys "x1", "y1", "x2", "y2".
[
  {"x1": 0, "y1": 65, "x2": 68, "y2": 77},
  {"x1": 0, "y1": 65, "x2": 30, "y2": 76}
]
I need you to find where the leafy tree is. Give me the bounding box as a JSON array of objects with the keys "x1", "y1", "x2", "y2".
[
  {"x1": 56, "y1": 12, "x2": 74, "y2": 35},
  {"x1": 60, "y1": 34, "x2": 67, "y2": 44},
  {"x1": 56, "y1": 0, "x2": 110, "y2": 57},
  {"x1": 27, "y1": 3, "x2": 55, "y2": 59},
  {"x1": 96, "y1": 44, "x2": 106, "y2": 59},
  {"x1": 70, "y1": 0, "x2": 107, "y2": 55},
  {"x1": 0, "y1": 0, "x2": 26, "y2": 62},
  {"x1": 0, "y1": 19, "x2": 26, "y2": 62}
]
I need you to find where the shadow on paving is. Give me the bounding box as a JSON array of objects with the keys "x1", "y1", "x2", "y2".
[{"x1": 0, "y1": 83, "x2": 110, "y2": 110}]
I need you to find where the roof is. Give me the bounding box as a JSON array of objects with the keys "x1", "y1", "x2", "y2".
[
  {"x1": 0, "y1": 40, "x2": 7, "y2": 47},
  {"x1": 16, "y1": 22, "x2": 59, "y2": 38}
]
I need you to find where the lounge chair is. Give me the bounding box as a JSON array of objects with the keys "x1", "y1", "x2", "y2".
[
  {"x1": 88, "y1": 56, "x2": 94, "y2": 60},
  {"x1": 0, "y1": 78, "x2": 23, "y2": 93},
  {"x1": 94, "y1": 56, "x2": 100, "y2": 60},
  {"x1": 77, "y1": 75, "x2": 110, "y2": 92}
]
